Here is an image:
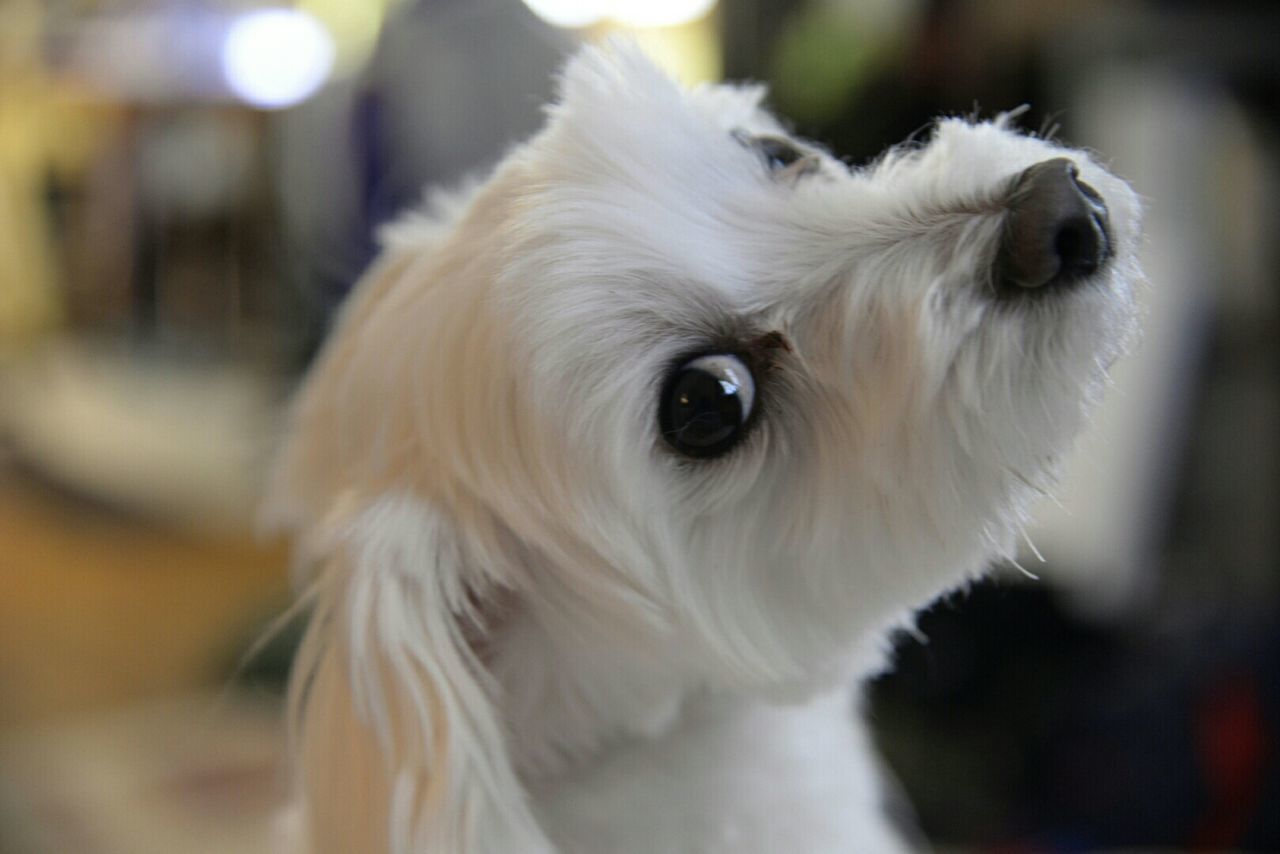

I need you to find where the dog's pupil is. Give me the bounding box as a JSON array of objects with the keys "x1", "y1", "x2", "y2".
[{"x1": 672, "y1": 369, "x2": 741, "y2": 446}]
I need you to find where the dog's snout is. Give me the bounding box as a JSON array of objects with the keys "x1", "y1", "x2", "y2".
[{"x1": 997, "y1": 157, "x2": 1111, "y2": 293}]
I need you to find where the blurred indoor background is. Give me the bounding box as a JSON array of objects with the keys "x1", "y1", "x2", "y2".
[{"x1": 0, "y1": 0, "x2": 1276, "y2": 851}]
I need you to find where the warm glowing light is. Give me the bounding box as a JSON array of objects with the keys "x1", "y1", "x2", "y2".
[
  {"x1": 609, "y1": 0, "x2": 717, "y2": 28},
  {"x1": 521, "y1": 0, "x2": 717, "y2": 29},
  {"x1": 222, "y1": 9, "x2": 335, "y2": 109},
  {"x1": 297, "y1": 0, "x2": 392, "y2": 76},
  {"x1": 521, "y1": 0, "x2": 606, "y2": 29},
  {"x1": 630, "y1": 19, "x2": 721, "y2": 85}
]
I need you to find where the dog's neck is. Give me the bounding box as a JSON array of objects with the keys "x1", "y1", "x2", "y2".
[
  {"x1": 486, "y1": 586, "x2": 889, "y2": 785},
  {"x1": 489, "y1": 597, "x2": 704, "y2": 780},
  {"x1": 483, "y1": 594, "x2": 917, "y2": 854}
]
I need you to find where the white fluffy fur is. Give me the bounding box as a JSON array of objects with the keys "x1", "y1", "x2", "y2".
[{"x1": 267, "y1": 43, "x2": 1142, "y2": 854}]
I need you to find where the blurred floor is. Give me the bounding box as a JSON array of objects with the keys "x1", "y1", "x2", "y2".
[
  {"x1": 0, "y1": 463, "x2": 291, "y2": 853},
  {"x1": 0, "y1": 694, "x2": 283, "y2": 854},
  {"x1": 0, "y1": 467, "x2": 289, "y2": 727}
]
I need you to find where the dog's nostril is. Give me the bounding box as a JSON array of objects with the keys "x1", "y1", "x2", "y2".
[{"x1": 998, "y1": 157, "x2": 1111, "y2": 292}]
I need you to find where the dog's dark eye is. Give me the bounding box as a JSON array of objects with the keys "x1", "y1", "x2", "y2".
[
  {"x1": 733, "y1": 131, "x2": 819, "y2": 180},
  {"x1": 752, "y1": 135, "x2": 806, "y2": 170},
  {"x1": 659, "y1": 354, "x2": 756, "y2": 459}
]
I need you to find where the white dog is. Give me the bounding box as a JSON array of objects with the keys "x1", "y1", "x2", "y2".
[{"x1": 266, "y1": 43, "x2": 1142, "y2": 854}]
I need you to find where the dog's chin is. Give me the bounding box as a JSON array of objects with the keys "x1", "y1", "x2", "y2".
[{"x1": 778, "y1": 299, "x2": 1132, "y2": 687}]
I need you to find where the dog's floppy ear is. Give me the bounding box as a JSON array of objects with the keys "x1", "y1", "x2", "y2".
[
  {"x1": 286, "y1": 496, "x2": 551, "y2": 854},
  {"x1": 265, "y1": 171, "x2": 552, "y2": 851}
]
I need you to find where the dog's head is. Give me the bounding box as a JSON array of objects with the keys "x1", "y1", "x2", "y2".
[{"x1": 270, "y1": 43, "x2": 1141, "y2": 849}]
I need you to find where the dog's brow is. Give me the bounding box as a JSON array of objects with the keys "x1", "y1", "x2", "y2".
[{"x1": 749, "y1": 330, "x2": 793, "y2": 354}]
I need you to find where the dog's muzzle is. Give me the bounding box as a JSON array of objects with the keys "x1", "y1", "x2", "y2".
[{"x1": 997, "y1": 157, "x2": 1112, "y2": 294}]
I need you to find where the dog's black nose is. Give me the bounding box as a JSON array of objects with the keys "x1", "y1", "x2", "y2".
[{"x1": 998, "y1": 157, "x2": 1111, "y2": 292}]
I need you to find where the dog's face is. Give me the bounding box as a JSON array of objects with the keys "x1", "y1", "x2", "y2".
[{"x1": 274, "y1": 46, "x2": 1141, "y2": 703}]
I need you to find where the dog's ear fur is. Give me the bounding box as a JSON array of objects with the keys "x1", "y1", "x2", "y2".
[
  {"x1": 266, "y1": 166, "x2": 553, "y2": 852},
  {"x1": 285, "y1": 498, "x2": 551, "y2": 854}
]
